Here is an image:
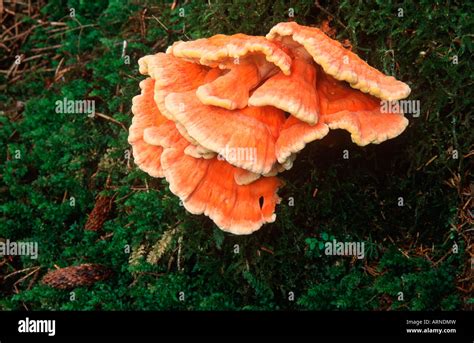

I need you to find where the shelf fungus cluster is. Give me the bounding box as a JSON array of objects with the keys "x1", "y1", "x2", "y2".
[{"x1": 129, "y1": 22, "x2": 411, "y2": 235}]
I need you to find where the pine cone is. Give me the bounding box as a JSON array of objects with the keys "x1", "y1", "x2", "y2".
[
  {"x1": 85, "y1": 195, "x2": 113, "y2": 231},
  {"x1": 42, "y1": 264, "x2": 112, "y2": 290}
]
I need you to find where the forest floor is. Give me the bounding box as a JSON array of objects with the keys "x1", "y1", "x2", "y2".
[{"x1": 0, "y1": 1, "x2": 472, "y2": 310}]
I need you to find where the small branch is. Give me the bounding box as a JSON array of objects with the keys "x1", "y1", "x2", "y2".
[
  {"x1": 31, "y1": 44, "x2": 62, "y2": 52},
  {"x1": 151, "y1": 15, "x2": 169, "y2": 33},
  {"x1": 4, "y1": 266, "x2": 39, "y2": 280},
  {"x1": 95, "y1": 112, "x2": 128, "y2": 132},
  {"x1": 49, "y1": 23, "x2": 97, "y2": 37},
  {"x1": 315, "y1": 0, "x2": 348, "y2": 31},
  {"x1": 14, "y1": 266, "x2": 42, "y2": 286},
  {"x1": 260, "y1": 246, "x2": 274, "y2": 255}
]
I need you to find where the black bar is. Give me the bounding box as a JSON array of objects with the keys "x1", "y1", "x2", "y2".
[{"x1": 0, "y1": 311, "x2": 471, "y2": 339}]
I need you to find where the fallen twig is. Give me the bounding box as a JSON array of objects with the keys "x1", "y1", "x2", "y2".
[{"x1": 95, "y1": 112, "x2": 128, "y2": 132}]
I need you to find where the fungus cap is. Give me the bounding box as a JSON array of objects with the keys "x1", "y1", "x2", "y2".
[
  {"x1": 249, "y1": 57, "x2": 320, "y2": 124},
  {"x1": 267, "y1": 21, "x2": 411, "y2": 101},
  {"x1": 276, "y1": 68, "x2": 409, "y2": 162},
  {"x1": 138, "y1": 53, "x2": 218, "y2": 155},
  {"x1": 164, "y1": 91, "x2": 285, "y2": 175},
  {"x1": 167, "y1": 33, "x2": 292, "y2": 75},
  {"x1": 317, "y1": 68, "x2": 408, "y2": 146},
  {"x1": 138, "y1": 53, "x2": 209, "y2": 120},
  {"x1": 160, "y1": 129, "x2": 282, "y2": 235},
  {"x1": 128, "y1": 78, "x2": 168, "y2": 178},
  {"x1": 196, "y1": 60, "x2": 261, "y2": 110}
]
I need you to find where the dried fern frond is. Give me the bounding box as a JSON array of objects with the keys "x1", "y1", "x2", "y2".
[
  {"x1": 146, "y1": 227, "x2": 178, "y2": 265},
  {"x1": 129, "y1": 243, "x2": 147, "y2": 266}
]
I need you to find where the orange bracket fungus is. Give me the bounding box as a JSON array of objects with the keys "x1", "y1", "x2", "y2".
[{"x1": 129, "y1": 21, "x2": 411, "y2": 235}]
